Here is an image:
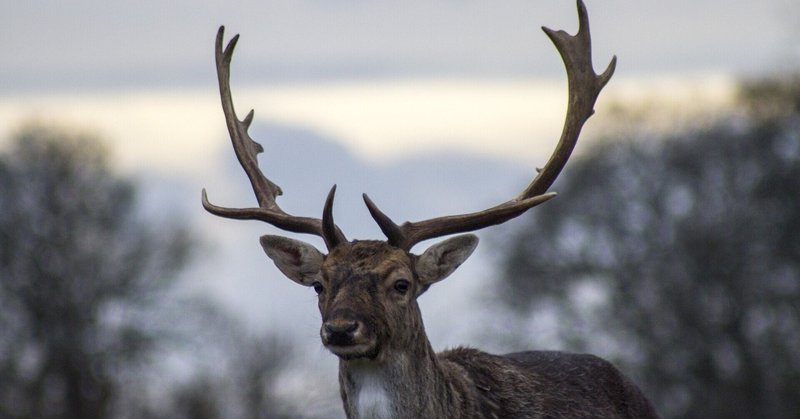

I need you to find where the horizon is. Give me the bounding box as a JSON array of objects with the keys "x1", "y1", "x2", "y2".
[{"x1": 0, "y1": 73, "x2": 736, "y2": 178}]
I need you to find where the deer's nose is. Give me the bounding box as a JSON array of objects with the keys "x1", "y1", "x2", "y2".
[
  {"x1": 322, "y1": 318, "x2": 361, "y2": 346},
  {"x1": 324, "y1": 319, "x2": 359, "y2": 335}
]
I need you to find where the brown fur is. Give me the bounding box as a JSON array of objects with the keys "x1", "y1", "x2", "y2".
[{"x1": 309, "y1": 241, "x2": 659, "y2": 419}]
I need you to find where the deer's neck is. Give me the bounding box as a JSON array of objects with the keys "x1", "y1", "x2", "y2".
[{"x1": 338, "y1": 335, "x2": 467, "y2": 419}]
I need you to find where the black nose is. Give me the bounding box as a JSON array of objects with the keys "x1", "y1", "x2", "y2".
[
  {"x1": 324, "y1": 320, "x2": 358, "y2": 335},
  {"x1": 322, "y1": 319, "x2": 360, "y2": 346}
]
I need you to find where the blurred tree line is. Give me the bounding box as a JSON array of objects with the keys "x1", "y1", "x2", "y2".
[
  {"x1": 498, "y1": 74, "x2": 800, "y2": 419},
  {"x1": 0, "y1": 125, "x2": 298, "y2": 418}
]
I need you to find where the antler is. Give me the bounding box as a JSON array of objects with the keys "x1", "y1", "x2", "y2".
[
  {"x1": 364, "y1": 0, "x2": 616, "y2": 251},
  {"x1": 201, "y1": 26, "x2": 347, "y2": 250}
]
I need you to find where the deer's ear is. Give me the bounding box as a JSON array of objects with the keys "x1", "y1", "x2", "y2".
[
  {"x1": 260, "y1": 235, "x2": 324, "y2": 286},
  {"x1": 415, "y1": 234, "x2": 478, "y2": 289}
]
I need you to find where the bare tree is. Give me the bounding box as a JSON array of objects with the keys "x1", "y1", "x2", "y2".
[{"x1": 0, "y1": 124, "x2": 192, "y2": 418}]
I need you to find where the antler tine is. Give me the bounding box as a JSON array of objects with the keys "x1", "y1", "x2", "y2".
[
  {"x1": 364, "y1": 0, "x2": 614, "y2": 251},
  {"x1": 364, "y1": 192, "x2": 557, "y2": 251},
  {"x1": 202, "y1": 26, "x2": 347, "y2": 249},
  {"x1": 520, "y1": 0, "x2": 616, "y2": 198},
  {"x1": 322, "y1": 185, "x2": 345, "y2": 249}
]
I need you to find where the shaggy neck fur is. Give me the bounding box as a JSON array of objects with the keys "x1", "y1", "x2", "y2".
[{"x1": 337, "y1": 324, "x2": 471, "y2": 419}]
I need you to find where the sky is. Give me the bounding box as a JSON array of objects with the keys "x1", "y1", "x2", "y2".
[
  {"x1": 1, "y1": 0, "x2": 797, "y2": 414},
  {"x1": 1, "y1": 0, "x2": 797, "y2": 92},
  {"x1": 2, "y1": 0, "x2": 785, "y2": 172}
]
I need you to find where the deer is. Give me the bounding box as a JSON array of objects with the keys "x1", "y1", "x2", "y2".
[{"x1": 202, "y1": 1, "x2": 659, "y2": 418}]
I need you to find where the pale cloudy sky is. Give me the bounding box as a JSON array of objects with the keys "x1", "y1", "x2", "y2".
[
  {"x1": 1, "y1": 0, "x2": 797, "y2": 92},
  {"x1": 2, "y1": 0, "x2": 786, "y2": 172}
]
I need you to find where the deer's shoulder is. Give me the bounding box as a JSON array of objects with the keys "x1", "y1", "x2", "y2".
[{"x1": 439, "y1": 348, "x2": 660, "y2": 419}]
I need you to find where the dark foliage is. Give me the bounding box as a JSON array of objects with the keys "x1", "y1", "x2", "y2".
[
  {"x1": 0, "y1": 123, "x2": 305, "y2": 418},
  {"x1": 498, "y1": 77, "x2": 800, "y2": 418},
  {"x1": 0, "y1": 124, "x2": 192, "y2": 418}
]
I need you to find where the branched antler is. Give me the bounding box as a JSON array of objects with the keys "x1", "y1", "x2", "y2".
[
  {"x1": 363, "y1": 0, "x2": 616, "y2": 250},
  {"x1": 204, "y1": 0, "x2": 614, "y2": 253},
  {"x1": 521, "y1": 0, "x2": 616, "y2": 198},
  {"x1": 201, "y1": 26, "x2": 346, "y2": 250}
]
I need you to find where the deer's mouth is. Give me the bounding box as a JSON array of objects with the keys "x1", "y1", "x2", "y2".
[
  {"x1": 321, "y1": 325, "x2": 379, "y2": 360},
  {"x1": 325, "y1": 341, "x2": 380, "y2": 360}
]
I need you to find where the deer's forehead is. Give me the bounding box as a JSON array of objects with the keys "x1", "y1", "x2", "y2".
[{"x1": 323, "y1": 241, "x2": 413, "y2": 278}]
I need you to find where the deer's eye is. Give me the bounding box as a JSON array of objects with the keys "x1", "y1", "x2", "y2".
[
  {"x1": 312, "y1": 282, "x2": 324, "y2": 295},
  {"x1": 393, "y1": 279, "x2": 410, "y2": 294}
]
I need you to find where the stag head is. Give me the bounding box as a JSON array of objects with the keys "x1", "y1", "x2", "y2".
[
  {"x1": 203, "y1": 0, "x2": 615, "y2": 361},
  {"x1": 262, "y1": 236, "x2": 477, "y2": 360}
]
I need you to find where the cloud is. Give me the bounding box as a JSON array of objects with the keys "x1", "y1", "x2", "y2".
[
  {"x1": 1, "y1": 0, "x2": 791, "y2": 93},
  {"x1": 0, "y1": 74, "x2": 735, "y2": 179}
]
